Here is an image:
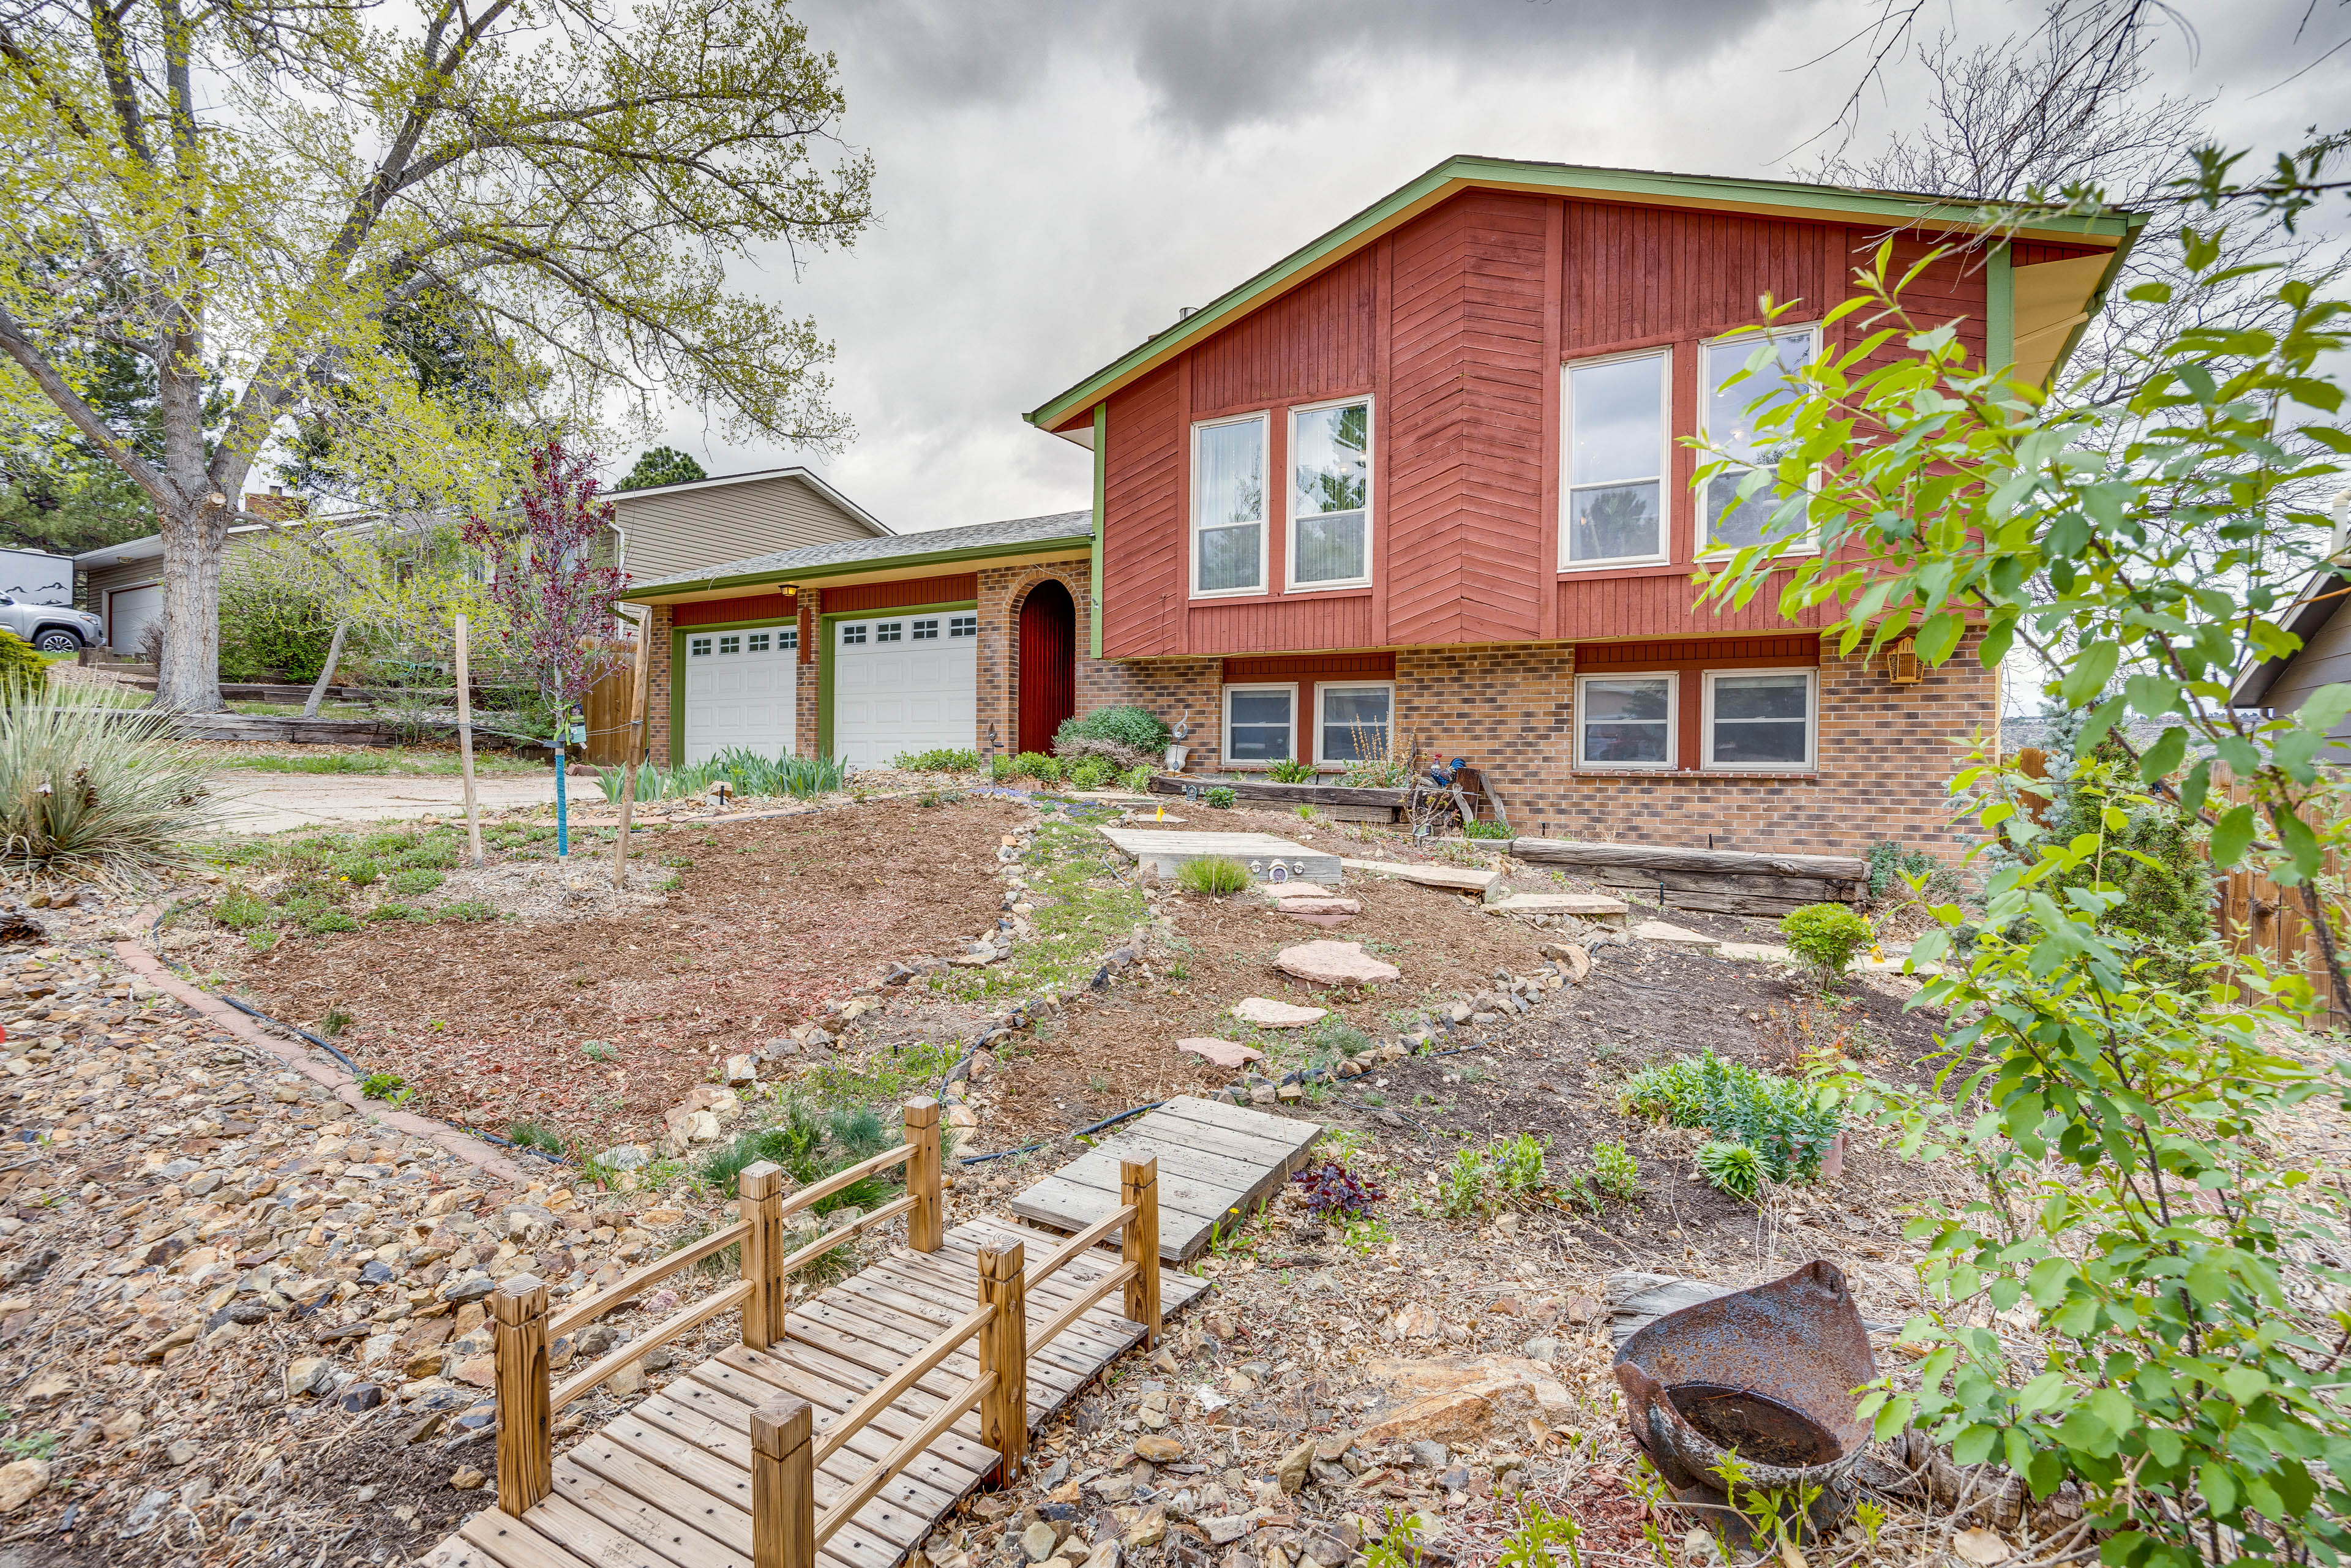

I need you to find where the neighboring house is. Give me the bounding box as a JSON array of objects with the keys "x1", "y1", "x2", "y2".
[
  {"x1": 2230, "y1": 565, "x2": 2351, "y2": 747},
  {"x1": 75, "y1": 465, "x2": 887, "y2": 655},
  {"x1": 1008, "y1": 154, "x2": 2137, "y2": 858}
]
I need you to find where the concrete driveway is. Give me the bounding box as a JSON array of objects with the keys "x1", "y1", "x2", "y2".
[{"x1": 205, "y1": 771, "x2": 566, "y2": 835}]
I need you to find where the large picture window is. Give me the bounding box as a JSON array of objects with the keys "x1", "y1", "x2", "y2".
[
  {"x1": 1316, "y1": 683, "x2": 1393, "y2": 765},
  {"x1": 1575, "y1": 673, "x2": 1676, "y2": 770},
  {"x1": 1221, "y1": 685, "x2": 1296, "y2": 768},
  {"x1": 1562, "y1": 351, "x2": 1670, "y2": 567},
  {"x1": 1289, "y1": 399, "x2": 1371, "y2": 588},
  {"x1": 1700, "y1": 327, "x2": 1819, "y2": 555},
  {"x1": 1193, "y1": 414, "x2": 1267, "y2": 596},
  {"x1": 1703, "y1": 669, "x2": 1815, "y2": 770}
]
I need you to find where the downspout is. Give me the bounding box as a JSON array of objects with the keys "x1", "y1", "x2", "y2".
[{"x1": 1091, "y1": 403, "x2": 1107, "y2": 661}]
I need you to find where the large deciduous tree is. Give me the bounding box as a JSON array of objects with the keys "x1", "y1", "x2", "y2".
[{"x1": 0, "y1": 0, "x2": 872, "y2": 710}]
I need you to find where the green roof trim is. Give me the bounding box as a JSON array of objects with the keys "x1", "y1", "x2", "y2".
[
  {"x1": 623, "y1": 528, "x2": 1091, "y2": 604},
  {"x1": 1023, "y1": 154, "x2": 2143, "y2": 433}
]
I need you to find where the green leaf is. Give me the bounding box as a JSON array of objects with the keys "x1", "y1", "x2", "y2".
[
  {"x1": 1952, "y1": 1424, "x2": 2000, "y2": 1465},
  {"x1": 2201, "y1": 1460, "x2": 2239, "y2": 1518},
  {"x1": 2221, "y1": 1366, "x2": 2271, "y2": 1405},
  {"x1": 2210, "y1": 805, "x2": 2257, "y2": 868},
  {"x1": 2060, "y1": 642, "x2": 2120, "y2": 706},
  {"x1": 2138, "y1": 726, "x2": 2186, "y2": 783},
  {"x1": 1916, "y1": 612, "x2": 1965, "y2": 666}
]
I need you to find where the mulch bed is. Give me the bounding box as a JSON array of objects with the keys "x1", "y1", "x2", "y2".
[{"x1": 204, "y1": 797, "x2": 1022, "y2": 1149}]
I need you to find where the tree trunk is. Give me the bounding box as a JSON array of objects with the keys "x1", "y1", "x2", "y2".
[{"x1": 152, "y1": 498, "x2": 228, "y2": 712}]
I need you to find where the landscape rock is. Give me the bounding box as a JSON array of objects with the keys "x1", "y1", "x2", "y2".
[
  {"x1": 722, "y1": 1053, "x2": 759, "y2": 1086},
  {"x1": 1359, "y1": 1356, "x2": 1578, "y2": 1447},
  {"x1": 0, "y1": 1458, "x2": 47, "y2": 1511},
  {"x1": 1274, "y1": 940, "x2": 1401, "y2": 987},
  {"x1": 1232, "y1": 997, "x2": 1328, "y2": 1027},
  {"x1": 1176, "y1": 1038, "x2": 1264, "y2": 1069},
  {"x1": 1272, "y1": 896, "x2": 1360, "y2": 916},
  {"x1": 1202, "y1": 1515, "x2": 1253, "y2": 1545},
  {"x1": 284, "y1": 1356, "x2": 336, "y2": 1399},
  {"x1": 1022, "y1": 1521, "x2": 1060, "y2": 1561},
  {"x1": 1389, "y1": 1302, "x2": 1441, "y2": 1338},
  {"x1": 1277, "y1": 1435, "x2": 1316, "y2": 1493},
  {"x1": 1132, "y1": 1433, "x2": 1185, "y2": 1463},
  {"x1": 1633, "y1": 920, "x2": 1721, "y2": 949}
]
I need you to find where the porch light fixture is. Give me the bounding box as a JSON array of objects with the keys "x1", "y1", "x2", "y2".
[{"x1": 1886, "y1": 634, "x2": 1921, "y2": 685}]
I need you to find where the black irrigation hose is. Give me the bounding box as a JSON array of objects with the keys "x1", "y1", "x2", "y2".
[
  {"x1": 220, "y1": 994, "x2": 356, "y2": 1071},
  {"x1": 958, "y1": 1099, "x2": 1164, "y2": 1166}
]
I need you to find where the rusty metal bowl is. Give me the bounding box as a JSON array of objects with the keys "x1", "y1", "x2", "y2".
[{"x1": 1613, "y1": 1261, "x2": 1879, "y2": 1534}]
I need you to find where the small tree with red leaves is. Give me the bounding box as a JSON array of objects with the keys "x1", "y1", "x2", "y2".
[{"x1": 463, "y1": 440, "x2": 625, "y2": 850}]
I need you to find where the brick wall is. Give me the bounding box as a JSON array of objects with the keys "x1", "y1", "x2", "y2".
[
  {"x1": 643, "y1": 604, "x2": 675, "y2": 765},
  {"x1": 977, "y1": 561, "x2": 1222, "y2": 762}
]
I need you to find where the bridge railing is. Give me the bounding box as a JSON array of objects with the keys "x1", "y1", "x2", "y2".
[{"x1": 488, "y1": 1097, "x2": 945, "y2": 1519}]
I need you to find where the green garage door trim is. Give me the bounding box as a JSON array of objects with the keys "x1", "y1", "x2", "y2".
[
  {"x1": 668, "y1": 615, "x2": 794, "y2": 767},
  {"x1": 817, "y1": 599, "x2": 980, "y2": 758}
]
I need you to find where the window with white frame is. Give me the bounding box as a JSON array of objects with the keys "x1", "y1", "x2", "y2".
[
  {"x1": 1222, "y1": 685, "x2": 1296, "y2": 768},
  {"x1": 1575, "y1": 673, "x2": 1676, "y2": 769},
  {"x1": 718, "y1": 633, "x2": 740, "y2": 654},
  {"x1": 1700, "y1": 327, "x2": 1818, "y2": 555},
  {"x1": 840, "y1": 622, "x2": 866, "y2": 646},
  {"x1": 1703, "y1": 669, "x2": 1815, "y2": 770},
  {"x1": 748, "y1": 631, "x2": 771, "y2": 653},
  {"x1": 912, "y1": 618, "x2": 940, "y2": 640},
  {"x1": 1562, "y1": 351, "x2": 1670, "y2": 566},
  {"x1": 1289, "y1": 400, "x2": 1371, "y2": 587},
  {"x1": 876, "y1": 620, "x2": 902, "y2": 642},
  {"x1": 1316, "y1": 683, "x2": 1393, "y2": 765},
  {"x1": 1193, "y1": 414, "x2": 1267, "y2": 595},
  {"x1": 779, "y1": 625, "x2": 800, "y2": 651},
  {"x1": 949, "y1": 614, "x2": 977, "y2": 637},
  {"x1": 689, "y1": 635, "x2": 713, "y2": 657}
]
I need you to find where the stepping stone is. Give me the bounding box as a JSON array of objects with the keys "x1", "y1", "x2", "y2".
[
  {"x1": 1341, "y1": 857, "x2": 1498, "y2": 896},
  {"x1": 1177, "y1": 1038, "x2": 1264, "y2": 1069},
  {"x1": 1283, "y1": 912, "x2": 1355, "y2": 928},
  {"x1": 1633, "y1": 919, "x2": 1721, "y2": 949},
  {"x1": 1264, "y1": 882, "x2": 1335, "y2": 900},
  {"x1": 1483, "y1": 892, "x2": 1627, "y2": 924},
  {"x1": 1273, "y1": 895, "x2": 1361, "y2": 915},
  {"x1": 1275, "y1": 940, "x2": 1401, "y2": 986},
  {"x1": 1232, "y1": 997, "x2": 1327, "y2": 1028}
]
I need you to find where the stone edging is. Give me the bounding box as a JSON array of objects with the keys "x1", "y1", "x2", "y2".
[{"x1": 116, "y1": 898, "x2": 538, "y2": 1185}]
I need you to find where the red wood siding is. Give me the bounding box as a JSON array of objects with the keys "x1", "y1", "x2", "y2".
[
  {"x1": 820, "y1": 574, "x2": 978, "y2": 615},
  {"x1": 1094, "y1": 188, "x2": 2013, "y2": 660},
  {"x1": 1223, "y1": 652, "x2": 1397, "y2": 681},
  {"x1": 2012, "y1": 240, "x2": 2105, "y2": 268},
  {"x1": 1102, "y1": 363, "x2": 1183, "y2": 659},
  {"x1": 676, "y1": 592, "x2": 792, "y2": 628}
]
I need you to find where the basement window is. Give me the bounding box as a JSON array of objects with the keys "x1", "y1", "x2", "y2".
[
  {"x1": 1703, "y1": 669, "x2": 1815, "y2": 770},
  {"x1": 1575, "y1": 673, "x2": 1675, "y2": 770},
  {"x1": 1222, "y1": 684, "x2": 1296, "y2": 769},
  {"x1": 1193, "y1": 413, "x2": 1267, "y2": 596},
  {"x1": 1317, "y1": 683, "x2": 1393, "y2": 765},
  {"x1": 1289, "y1": 399, "x2": 1371, "y2": 588}
]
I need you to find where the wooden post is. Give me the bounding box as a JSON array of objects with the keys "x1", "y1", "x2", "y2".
[
  {"x1": 490, "y1": 1272, "x2": 552, "y2": 1517},
  {"x1": 904, "y1": 1098, "x2": 942, "y2": 1253},
  {"x1": 975, "y1": 1243, "x2": 1027, "y2": 1484},
  {"x1": 740, "y1": 1159, "x2": 786, "y2": 1351},
  {"x1": 612, "y1": 619, "x2": 654, "y2": 889},
  {"x1": 454, "y1": 614, "x2": 482, "y2": 866},
  {"x1": 301, "y1": 620, "x2": 348, "y2": 719},
  {"x1": 750, "y1": 1397, "x2": 815, "y2": 1568},
  {"x1": 1121, "y1": 1158, "x2": 1161, "y2": 1345}
]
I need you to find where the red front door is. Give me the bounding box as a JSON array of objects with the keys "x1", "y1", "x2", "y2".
[{"x1": 1018, "y1": 580, "x2": 1076, "y2": 754}]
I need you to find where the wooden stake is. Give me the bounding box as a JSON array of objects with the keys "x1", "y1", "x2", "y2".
[
  {"x1": 490, "y1": 1272, "x2": 551, "y2": 1517},
  {"x1": 975, "y1": 1243, "x2": 1027, "y2": 1484},
  {"x1": 301, "y1": 620, "x2": 348, "y2": 719},
  {"x1": 750, "y1": 1397, "x2": 815, "y2": 1568},
  {"x1": 740, "y1": 1159, "x2": 786, "y2": 1351},
  {"x1": 903, "y1": 1097, "x2": 942, "y2": 1253},
  {"x1": 612, "y1": 617, "x2": 653, "y2": 889},
  {"x1": 454, "y1": 615, "x2": 482, "y2": 866},
  {"x1": 1121, "y1": 1158, "x2": 1160, "y2": 1345}
]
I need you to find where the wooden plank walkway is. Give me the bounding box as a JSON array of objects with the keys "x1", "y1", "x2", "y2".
[
  {"x1": 422, "y1": 1218, "x2": 1207, "y2": 1568},
  {"x1": 1006, "y1": 1096, "x2": 1323, "y2": 1262}
]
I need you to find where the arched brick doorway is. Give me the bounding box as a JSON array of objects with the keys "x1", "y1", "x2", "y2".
[{"x1": 1017, "y1": 579, "x2": 1076, "y2": 752}]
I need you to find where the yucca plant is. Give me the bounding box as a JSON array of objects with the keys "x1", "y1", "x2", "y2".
[{"x1": 0, "y1": 696, "x2": 214, "y2": 870}]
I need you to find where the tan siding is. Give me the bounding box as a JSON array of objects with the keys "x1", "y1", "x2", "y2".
[
  {"x1": 2265, "y1": 601, "x2": 2351, "y2": 738},
  {"x1": 612, "y1": 475, "x2": 877, "y2": 586}
]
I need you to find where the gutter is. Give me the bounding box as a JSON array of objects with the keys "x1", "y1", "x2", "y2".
[{"x1": 621, "y1": 531, "x2": 1096, "y2": 607}]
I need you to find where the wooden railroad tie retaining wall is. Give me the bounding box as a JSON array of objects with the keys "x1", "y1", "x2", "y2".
[{"x1": 1507, "y1": 836, "x2": 1867, "y2": 915}]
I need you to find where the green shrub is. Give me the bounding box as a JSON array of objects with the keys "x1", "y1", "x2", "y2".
[
  {"x1": 0, "y1": 631, "x2": 47, "y2": 702},
  {"x1": 697, "y1": 1095, "x2": 897, "y2": 1216},
  {"x1": 1119, "y1": 764, "x2": 1154, "y2": 792},
  {"x1": 1178, "y1": 856, "x2": 1250, "y2": 896},
  {"x1": 1589, "y1": 1140, "x2": 1640, "y2": 1201},
  {"x1": 1863, "y1": 840, "x2": 1962, "y2": 902},
  {"x1": 1267, "y1": 757, "x2": 1316, "y2": 783},
  {"x1": 1067, "y1": 756, "x2": 1115, "y2": 790},
  {"x1": 1487, "y1": 1133, "x2": 1547, "y2": 1197},
  {"x1": 391, "y1": 867, "x2": 444, "y2": 895},
  {"x1": 331, "y1": 854, "x2": 380, "y2": 888},
  {"x1": 303, "y1": 909, "x2": 360, "y2": 933},
  {"x1": 1013, "y1": 751, "x2": 1062, "y2": 784},
  {"x1": 1619, "y1": 1049, "x2": 1841, "y2": 1183},
  {"x1": 358, "y1": 1070, "x2": 406, "y2": 1100},
  {"x1": 0, "y1": 696, "x2": 214, "y2": 871},
  {"x1": 1307, "y1": 1016, "x2": 1374, "y2": 1057},
  {"x1": 988, "y1": 754, "x2": 1020, "y2": 782},
  {"x1": 1054, "y1": 704, "x2": 1169, "y2": 760},
  {"x1": 437, "y1": 899, "x2": 495, "y2": 922},
  {"x1": 508, "y1": 1120, "x2": 568, "y2": 1157},
  {"x1": 1438, "y1": 1147, "x2": 1496, "y2": 1219},
  {"x1": 364, "y1": 902, "x2": 424, "y2": 921},
  {"x1": 1204, "y1": 786, "x2": 1235, "y2": 809},
  {"x1": 1463, "y1": 820, "x2": 1511, "y2": 840},
  {"x1": 396, "y1": 838, "x2": 460, "y2": 869},
  {"x1": 218, "y1": 562, "x2": 339, "y2": 681},
  {"x1": 214, "y1": 887, "x2": 274, "y2": 931},
  {"x1": 1780, "y1": 903, "x2": 1876, "y2": 978},
  {"x1": 894, "y1": 748, "x2": 980, "y2": 773},
  {"x1": 1696, "y1": 1139, "x2": 1761, "y2": 1199}
]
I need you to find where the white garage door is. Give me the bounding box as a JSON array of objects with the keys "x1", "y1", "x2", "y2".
[
  {"x1": 681, "y1": 625, "x2": 797, "y2": 764},
  {"x1": 833, "y1": 612, "x2": 978, "y2": 769},
  {"x1": 108, "y1": 583, "x2": 161, "y2": 653}
]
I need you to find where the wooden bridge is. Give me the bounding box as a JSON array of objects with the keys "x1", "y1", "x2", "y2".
[{"x1": 422, "y1": 1098, "x2": 1239, "y2": 1568}]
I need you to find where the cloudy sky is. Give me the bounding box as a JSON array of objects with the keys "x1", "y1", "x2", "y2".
[{"x1": 628, "y1": 0, "x2": 2351, "y2": 535}]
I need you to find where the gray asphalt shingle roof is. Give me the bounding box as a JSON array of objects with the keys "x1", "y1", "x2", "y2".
[{"x1": 624, "y1": 509, "x2": 1093, "y2": 596}]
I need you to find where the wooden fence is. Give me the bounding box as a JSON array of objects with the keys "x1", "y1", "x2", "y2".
[
  {"x1": 2206, "y1": 770, "x2": 2348, "y2": 1026},
  {"x1": 577, "y1": 635, "x2": 640, "y2": 767},
  {"x1": 486, "y1": 1097, "x2": 1162, "y2": 1568}
]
